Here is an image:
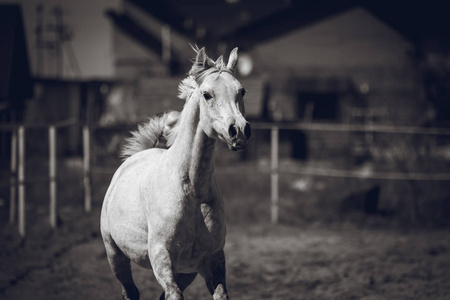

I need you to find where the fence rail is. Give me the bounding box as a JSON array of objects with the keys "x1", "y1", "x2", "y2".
[
  {"x1": 2, "y1": 120, "x2": 450, "y2": 235},
  {"x1": 0, "y1": 119, "x2": 79, "y2": 130},
  {"x1": 252, "y1": 122, "x2": 450, "y2": 135},
  {"x1": 1, "y1": 120, "x2": 87, "y2": 237},
  {"x1": 264, "y1": 124, "x2": 450, "y2": 223}
]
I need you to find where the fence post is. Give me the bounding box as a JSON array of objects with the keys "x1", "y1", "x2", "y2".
[
  {"x1": 271, "y1": 126, "x2": 279, "y2": 224},
  {"x1": 9, "y1": 129, "x2": 17, "y2": 224},
  {"x1": 49, "y1": 126, "x2": 57, "y2": 228},
  {"x1": 161, "y1": 25, "x2": 171, "y2": 70},
  {"x1": 83, "y1": 125, "x2": 92, "y2": 213},
  {"x1": 18, "y1": 126, "x2": 25, "y2": 237}
]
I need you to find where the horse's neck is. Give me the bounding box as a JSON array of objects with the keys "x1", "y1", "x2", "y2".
[{"x1": 168, "y1": 94, "x2": 215, "y2": 195}]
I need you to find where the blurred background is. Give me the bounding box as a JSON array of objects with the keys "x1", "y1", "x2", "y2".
[{"x1": 1, "y1": 0, "x2": 450, "y2": 299}]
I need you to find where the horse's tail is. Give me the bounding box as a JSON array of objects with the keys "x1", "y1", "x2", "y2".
[{"x1": 121, "y1": 110, "x2": 180, "y2": 159}]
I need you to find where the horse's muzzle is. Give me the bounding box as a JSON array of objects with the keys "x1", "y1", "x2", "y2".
[{"x1": 228, "y1": 122, "x2": 251, "y2": 151}]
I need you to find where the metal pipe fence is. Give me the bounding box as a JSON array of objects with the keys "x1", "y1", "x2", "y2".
[
  {"x1": 2, "y1": 120, "x2": 450, "y2": 235},
  {"x1": 258, "y1": 123, "x2": 450, "y2": 224},
  {"x1": 0, "y1": 120, "x2": 81, "y2": 237}
]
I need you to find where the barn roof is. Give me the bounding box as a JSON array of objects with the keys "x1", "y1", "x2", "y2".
[{"x1": 123, "y1": 0, "x2": 449, "y2": 50}]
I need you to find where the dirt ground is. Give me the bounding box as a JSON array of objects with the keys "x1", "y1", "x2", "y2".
[{"x1": 1, "y1": 203, "x2": 449, "y2": 300}]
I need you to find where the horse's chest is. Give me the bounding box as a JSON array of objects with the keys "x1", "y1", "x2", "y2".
[
  {"x1": 172, "y1": 203, "x2": 225, "y2": 273},
  {"x1": 188, "y1": 203, "x2": 224, "y2": 250}
]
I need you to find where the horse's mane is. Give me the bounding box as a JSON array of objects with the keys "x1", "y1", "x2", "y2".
[
  {"x1": 121, "y1": 110, "x2": 179, "y2": 159},
  {"x1": 121, "y1": 46, "x2": 235, "y2": 160}
]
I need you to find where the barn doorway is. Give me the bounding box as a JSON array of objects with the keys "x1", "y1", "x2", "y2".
[{"x1": 297, "y1": 92, "x2": 340, "y2": 122}]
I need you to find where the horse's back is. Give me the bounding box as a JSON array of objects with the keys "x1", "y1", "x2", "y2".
[{"x1": 101, "y1": 148, "x2": 165, "y2": 268}]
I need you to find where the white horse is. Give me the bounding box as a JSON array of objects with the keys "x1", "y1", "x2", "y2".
[{"x1": 101, "y1": 47, "x2": 251, "y2": 300}]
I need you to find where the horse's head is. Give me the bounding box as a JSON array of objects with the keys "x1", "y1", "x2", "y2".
[{"x1": 190, "y1": 47, "x2": 251, "y2": 151}]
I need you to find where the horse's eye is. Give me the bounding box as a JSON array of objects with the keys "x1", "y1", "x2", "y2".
[
  {"x1": 203, "y1": 92, "x2": 212, "y2": 100},
  {"x1": 240, "y1": 88, "x2": 246, "y2": 97}
]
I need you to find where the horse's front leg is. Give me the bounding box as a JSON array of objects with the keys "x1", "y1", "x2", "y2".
[
  {"x1": 200, "y1": 250, "x2": 229, "y2": 300},
  {"x1": 149, "y1": 245, "x2": 183, "y2": 300}
]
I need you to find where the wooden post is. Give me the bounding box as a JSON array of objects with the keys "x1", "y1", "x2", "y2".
[
  {"x1": 9, "y1": 129, "x2": 17, "y2": 224},
  {"x1": 18, "y1": 126, "x2": 25, "y2": 237},
  {"x1": 83, "y1": 125, "x2": 92, "y2": 213},
  {"x1": 270, "y1": 126, "x2": 279, "y2": 224},
  {"x1": 161, "y1": 25, "x2": 171, "y2": 70},
  {"x1": 49, "y1": 126, "x2": 57, "y2": 228}
]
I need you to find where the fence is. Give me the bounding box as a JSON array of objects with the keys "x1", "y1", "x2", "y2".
[
  {"x1": 2, "y1": 120, "x2": 450, "y2": 237},
  {"x1": 252, "y1": 122, "x2": 450, "y2": 224},
  {"x1": 0, "y1": 120, "x2": 89, "y2": 237}
]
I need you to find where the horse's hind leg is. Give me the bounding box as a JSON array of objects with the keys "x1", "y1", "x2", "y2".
[
  {"x1": 104, "y1": 237, "x2": 140, "y2": 300},
  {"x1": 159, "y1": 273, "x2": 198, "y2": 300}
]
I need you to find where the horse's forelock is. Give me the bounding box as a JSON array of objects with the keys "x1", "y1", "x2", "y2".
[
  {"x1": 180, "y1": 48, "x2": 236, "y2": 102},
  {"x1": 193, "y1": 66, "x2": 234, "y2": 85}
]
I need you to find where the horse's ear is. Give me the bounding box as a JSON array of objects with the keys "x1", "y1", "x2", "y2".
[
  {"x1": 227, "y1": 47, "x2": 238, "y2": 70},
  {"x1": 194, "y1": 47, "x2": 207, "y2": 68},
  {"x1": 189, "y1": 47, "x2": 208, "y2": 76}
]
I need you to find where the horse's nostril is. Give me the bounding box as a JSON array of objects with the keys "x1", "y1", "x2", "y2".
[
  {"x1": 244, "y1": 122, "x2": 252, "y2": 140},
  {"x1": 228, "y1": 124, "x2": 238, "y2": 138}
]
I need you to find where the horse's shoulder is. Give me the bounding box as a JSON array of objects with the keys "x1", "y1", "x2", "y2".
[
  {"x1": 108, "y1": 148, "x2": 167, "y2": 193},
  {"x1": 129, "y1": 147, "x2": 166, "y2": 161},
  {"x1": 119, "y1": 148, "x2": 165, "y2": 171}
]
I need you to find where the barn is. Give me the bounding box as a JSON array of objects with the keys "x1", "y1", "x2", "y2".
[
  {"x1": 1, "y1": 0, "x2": 449, "y2": 221},
  {"x1": 1, "y1": 2, "x2": 450, "y2": 299},
  {"x1": 98, "y1": 0, "x2": 450, "y2": 224},
  {"x1": 101, "y1": 0, "x2": 448, "y2": 165}
]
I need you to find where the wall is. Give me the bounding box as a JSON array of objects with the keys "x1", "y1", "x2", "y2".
[
  {"x1": 113, "y1": 28, "x2": 167, "y2": 79},
  {"x1": 251, "y1": 7, "x2": 424, "y2": 126},
  {"x1": 0, "y1": 0, "x2": 120, "y2": 79},
  {"x1": 23, "y1": 80, "x2": 81, "y2": 155},
  {"x1": 255, "y1": 7, "x2": 412, "y2": 70}
]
